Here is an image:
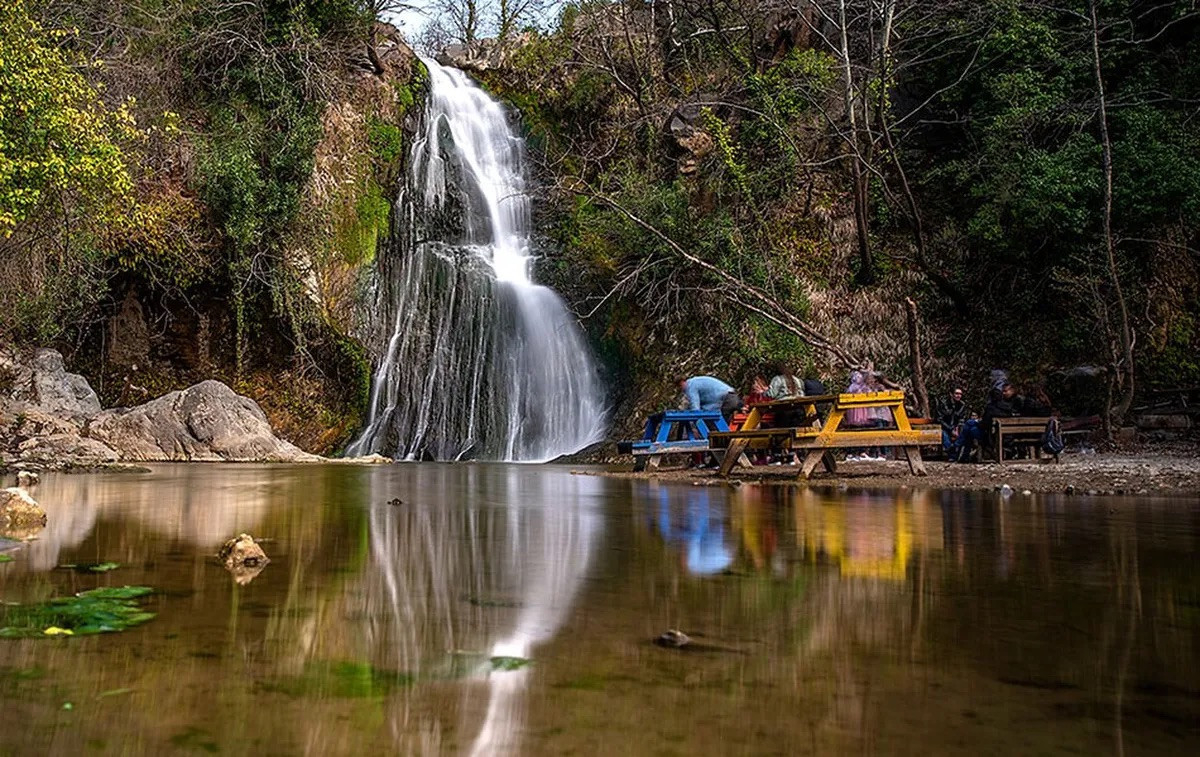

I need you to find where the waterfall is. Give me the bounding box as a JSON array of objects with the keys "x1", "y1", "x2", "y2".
[{"x1": 347, "y1": 58, "x2": 608, "y2": 462}]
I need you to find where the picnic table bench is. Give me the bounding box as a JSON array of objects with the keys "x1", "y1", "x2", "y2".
[
  {"x1": 992, "y1": 415, "x2": 1099, "y2": 463},
  {"x1": 709, "y1": 391, "x2": 942, "y2": 479},
  {"x1": 617, "y1": 409, "x2": 732, "y2": 471}
]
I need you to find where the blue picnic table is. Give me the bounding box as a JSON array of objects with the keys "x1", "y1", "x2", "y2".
[{"x1": 617, "y1": 410, "x2": 731, "y2": 471}]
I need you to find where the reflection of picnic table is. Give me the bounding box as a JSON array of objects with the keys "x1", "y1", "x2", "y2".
[
  {"x1": 617, "y1": 410, "x2": 731, "y2": 471},
  {"x1": 708, "y1": 391, "x2": 941, "y2": 479}
]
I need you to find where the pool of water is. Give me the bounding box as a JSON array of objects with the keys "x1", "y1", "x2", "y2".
[{"x1": 0, "y1": 464, "x2": 1196, "y2": 755}]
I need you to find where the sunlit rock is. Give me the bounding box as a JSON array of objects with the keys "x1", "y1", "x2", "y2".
[
  {"x1": 219, "y1": 532, "x2": 269, "y2": 567},
  {"x1": 0, "y1": 475, "x2": 46, "y2": 539},
  {"x1": 87, "y1": 380, "x2": 321, "y2": 462}
]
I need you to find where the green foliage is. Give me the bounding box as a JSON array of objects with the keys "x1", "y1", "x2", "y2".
[
  {"x1": 367, "y1": 117, "x2": 405, "y2": 165},
  {"x1": 0, "y1": 586, "x2": 155, "y2": 638},
  {"x1": 0, "y1": 0, "x2": 135, "y2": 235}
]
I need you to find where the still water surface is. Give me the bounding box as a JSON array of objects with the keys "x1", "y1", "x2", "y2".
[{"x1": 0, "y1": 464, "x2": 1197, "y2": 755}]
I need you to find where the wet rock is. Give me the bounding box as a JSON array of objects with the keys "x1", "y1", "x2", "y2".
[
  {"x1": 87, "y1": 380, "x2": 320, "y2": 462},
  {"x1": 338, "y1": 453, "x2": 393, "y2": 464},
  {"x1": 654, "y1": 629, "x2": 691, "y2": 648},
  {"x1": 386, "y1": 497, "x2": 403, "y2": 507},
  {"x1": 999, "y1": 484, "x2": 1013, "y2": 498},
  {"x1": 1, "y1": 479, "x2": 46, "y2": 538},
  {"x1": 219, "y1": 533, "x2": 269, "y2": 585}
]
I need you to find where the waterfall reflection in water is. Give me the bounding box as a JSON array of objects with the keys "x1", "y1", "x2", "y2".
[{"x1": 361, "y1": 465, "x2": 602, "y2": 754}]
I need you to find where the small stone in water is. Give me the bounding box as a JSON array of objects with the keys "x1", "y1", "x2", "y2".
[{"x1": 655, "y1": 629, "x2": 691, "y2": 648}]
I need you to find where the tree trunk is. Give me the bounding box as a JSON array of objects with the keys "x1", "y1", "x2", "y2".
[
  {"x1": 838, "y1": 0, "x2": 874, "y2": 285},
  {"x1": 904, "y1": 297, "x2": 931, "y2": 418},
  {"x1": 1089, "y1": 0, "x2": 1135, "y2": 428}
]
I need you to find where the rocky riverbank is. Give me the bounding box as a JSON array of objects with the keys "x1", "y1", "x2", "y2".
[
  {"x1": 1, "y1": 347, "x2": 324, "y2": 470},
  {"x1": 579, "y1": 445, "x2": 1200, "y2": 496}
]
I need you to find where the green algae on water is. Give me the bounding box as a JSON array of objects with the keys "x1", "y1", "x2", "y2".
[
  {"x1": 0, "y1": 554, "x2": 13, "y2": 563},
  {"x1": 0, "y1": 585, "x2": 155, "y2": 638},
  {"x1": 58, "y1": 561, "x2": 121, "y2": 573}
]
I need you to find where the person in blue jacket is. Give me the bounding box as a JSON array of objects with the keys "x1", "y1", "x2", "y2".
[{"x1": 676, "y1": 375, "x2": 742, "y2": 422}]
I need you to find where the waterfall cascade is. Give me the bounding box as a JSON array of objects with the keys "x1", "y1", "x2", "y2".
[{"x1": 348, "y1": 58, "x2": 607, "y2": 462}]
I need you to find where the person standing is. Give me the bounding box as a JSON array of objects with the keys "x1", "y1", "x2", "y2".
[{"x1": 677, "y1": 375, "x2": 742, "y2": 423}]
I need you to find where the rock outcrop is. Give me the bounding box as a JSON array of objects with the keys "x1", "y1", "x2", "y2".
[
  {"x1": 87, "y1": 380, "x2": 320, "y2": 462},
  {"x1": 1, "y1": 348, "x2": 120, "y2": 469},
  {"x1": 2, "y1": 347, "x2": 323, "y2": 467},
  {"x1": 0, "y1": 347, "x2": 102, "y2": 422}
]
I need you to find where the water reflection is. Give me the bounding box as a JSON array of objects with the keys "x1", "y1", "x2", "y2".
[
  {"x1": 0, "y1": 468, "x2": 1196, "y2": 755},
  {"x1": 360, "y1": 465, "x2": 602, "y2": 755},
  {"x1": 649, "y1": 485, "x2": 734, "y2": 575}
]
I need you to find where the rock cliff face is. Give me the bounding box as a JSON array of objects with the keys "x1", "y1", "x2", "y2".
[{"x1": 1, "y1": 348, "x2": 317, "y2": 468}]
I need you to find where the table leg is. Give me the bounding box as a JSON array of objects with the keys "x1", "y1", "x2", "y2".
[
  {"x1": 647, "y1": 455, "x2": 662, "y2": 470},
  {"x1": 717, "y1": 438, "x2": 750, "y2": 477},
  {"x1": 822, "y1": 451, "x2": 837, "y2": 473},
  {"x1": 799, "y1": 449, "x2": 825, "y2": 479},
  {"x1": 903, "y1": 446, "x2": 928, "y2": 475},
  {"x1": 633, "y1": 456, "x2": 647, "y2": 472}
]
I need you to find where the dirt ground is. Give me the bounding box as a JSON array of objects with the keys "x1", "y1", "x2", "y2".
[{"x1": 577, "y1": 443, "x2": 1200, "y2": 496}]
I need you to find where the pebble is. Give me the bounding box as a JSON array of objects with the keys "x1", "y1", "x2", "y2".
[
  {"x1": 999, "y1": 484, "x2": 1013, "y2": 498},
  {"x1": 1022, "y1": 489, "x2": 1032, "y2": 496}
]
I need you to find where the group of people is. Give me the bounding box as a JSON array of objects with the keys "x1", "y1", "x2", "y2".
[
  {"x1": 675, "y1": 368, "x2": 826, "y2": 422},
  {"x1": 934, "y1": 375, "x2": 1056, "y2": 462},
  {"x1": 675, "y1": 366, "x2": 1061, "y2": 465},
  {"x1": 675, "y1": 367, "x2": 896, "y2": 464}
]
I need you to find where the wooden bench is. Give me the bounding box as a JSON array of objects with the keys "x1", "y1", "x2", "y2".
[{"x1": 992, "y1": 416, "x2": 1099, "y2": 463}]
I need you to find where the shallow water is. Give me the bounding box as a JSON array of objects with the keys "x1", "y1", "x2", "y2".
[{"x1": 0, "y1": 464, "x2": 1197, "y2": 755}]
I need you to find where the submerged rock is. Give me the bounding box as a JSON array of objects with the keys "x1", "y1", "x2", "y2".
[
  {"x1": 654, "y1": 629, "x2": 691, "y2": 648},
  {"x1": 87, "y1": 381, "x2": 320, "y2": 462}
]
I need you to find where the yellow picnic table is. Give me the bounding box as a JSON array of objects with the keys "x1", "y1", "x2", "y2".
[{"x1": 708, "y1": 391, "x2": 941, "y2": 479}]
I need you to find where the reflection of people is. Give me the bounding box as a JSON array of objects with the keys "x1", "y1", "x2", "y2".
[
  {"x1": 655, "y1": 487, "x2": 733, "y2": 575},
  {"x1": 676, "y1": 375, "x2": 741, "y2": 423}
]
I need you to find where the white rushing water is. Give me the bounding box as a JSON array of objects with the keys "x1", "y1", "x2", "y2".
[{"x1": 347, "y1": 58, "x2": 607, "y2": 462}]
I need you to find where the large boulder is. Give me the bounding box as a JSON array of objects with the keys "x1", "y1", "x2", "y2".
[
  {"x1": 86, "y1": 380, "x2": 320, "y2": 462},
  {"x1": 0, "y1": 347, "x2": 101, "y2": 423}
]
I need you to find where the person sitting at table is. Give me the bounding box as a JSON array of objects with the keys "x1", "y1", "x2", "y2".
[
  {"x1": 767, "y1": 366, "x2": 805, "y2": 400},
  {"x1": 746, "y1": 374, "x2": 771, "y2": 405},
  {"x1": 843, "y1": 370, "x2": 885, "y2": 461},
  {"x1": 676, "y1": 375, "x2": 742, "y2": 423},
  {"x1": 958, "y1": 380, "x2": 1051, "y2": 461},
  {"x1": 935, "y1": 386, "x2": 969, "y2": 455}
]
